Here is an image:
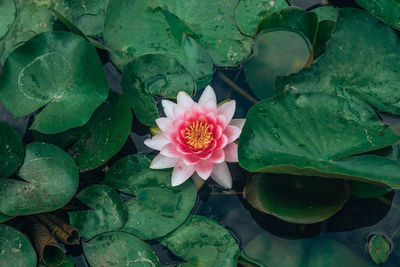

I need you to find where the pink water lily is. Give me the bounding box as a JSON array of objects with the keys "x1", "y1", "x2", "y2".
[{"x1": 144, "y1": 86, "x2": 245, "y2": 188}]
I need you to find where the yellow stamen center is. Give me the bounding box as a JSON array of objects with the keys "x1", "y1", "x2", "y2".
[{"x1": 184, "y1": 121, "x2": 213, "y2": 149}]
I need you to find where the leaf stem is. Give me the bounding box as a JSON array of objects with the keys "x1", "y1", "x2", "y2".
[{"x1": 218, "y1": 72, "x2": 258, "y2": 104}]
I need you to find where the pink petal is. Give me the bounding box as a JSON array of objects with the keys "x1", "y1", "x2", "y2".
[
  {"x1": 217, "y1": 100, "x2": 236, "y2": 123},
  {"x1": 177, "y1": 144, "x2": 191, "y2": 155},
  {"x1": 162, "y1": 99, "x2": 176, "y2": 118},
  {"x1": 171, "y1": 160, "x2": 195, "y2": 186},
  {"x1": 209, "y1": 149, "x2": 225, "y2": 163},
  {"x1": 150, "y1": 154, "x2": 178, "y2": 169},
  {"x1": 217, "y1": 114, "x2": 228, "y2": 129},
  {"x1": 211, "y1": 162, "x2": 232, "y2": 189},
  {"x1": 160, "y1": 143, "x2": 181, "y2": 157},
  {"x1": 177, "y1": 91, "x2": 194, "y2": 107},
  {"x1": 156, "y1": 117, "x2": 173, "y2": 132},
  {"x1": 229, "y1": 119, "x2": 246, "y2": 129},
  {"x1": 183, "y1": 154, "x2": 201, "y2": 165},
  {"x1": 214, "y1": 125, "x2": 222, "y2": 139},
  {"x1": 144, "y1": 134, "x2": 169, "y2": 151},
  {"x1": 224, "y1": 143, "x2": 238, "y2": 162},
  {"x1": 224, "y1": 125, "x2": 241, "y2": 143},
  {"x1": 173, "y1": 105, "x2": 186, "y2": 119},
  {"x1": 198, "y1": 86, "x2": 217, "y2": 111},
  {"x1": 216, "y1": 134, "x2": 228, "y2": 150},
  {"x1": 194, "y1": 160, "x2": 214, "y2": 180}
]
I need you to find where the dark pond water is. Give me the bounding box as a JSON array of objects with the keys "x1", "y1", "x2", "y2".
[{"x1": 2, "y1": 0, "x2": 400, "y2": 266}]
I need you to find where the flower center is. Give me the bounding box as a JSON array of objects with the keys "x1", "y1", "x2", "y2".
[{"x1": 184, "y1": 121, "x2": 213, "y2": 149}]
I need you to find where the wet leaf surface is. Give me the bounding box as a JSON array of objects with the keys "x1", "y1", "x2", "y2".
[
  {"x1": 34, "y1": 92, "x2": 132, "y2": 171},
  {"x1": 355, "y1": 0, "x2": 400, "y2": 30},
  {"x1": 159, "y1": 215, "x2": 239, "y2": 267},
  {"x1": 0, "y1": 121, "x2": 24, "y2": 178},
  {"x1": 0, "y1": 0, "x2": 15, "y2": 40},
  {"x1": 0, "y1": 31, "x2": 109, "y2": 134},
  {"x1": 0, "y1": 142, "x2": 79, "y2": 216},
  {"x1": 83, "y1": 231, "x2": 161, "y2": 267},
  {"x1": 69, "y1": 185, "x2": 126, "y2": 239}
]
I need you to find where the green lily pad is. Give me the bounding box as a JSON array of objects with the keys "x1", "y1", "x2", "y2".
[
  {"x1": 69, "y1": 185, "x2": 126, "y2": 239},
  {"x1": 0, "y1": 0, "x2": 59, "y2": 64},
  {"x1": 34, "y1": 92, "x2": 132, "y2": 171},
  {"x1": 103, "y1": 154, "x2": 197, "y2": 240},
  {"x1": 0, "y1": 121, "x2": 24, "y2": 178},
  {"x1": 104, "y1": 0, "x2": 252, "y2": 67},
  {"x1": 83, "y1": 231, "x2": 161, "y2": 267},
  {"x1": 244, "y1": 29, "x2": 311, "y2": 99},
  {"x1": 121, "y1": 54, "x2": 194, "y2": 126},
  {"x1": 258, "y1": 7, "x2": 319, "y2": 45},
  {"x1": 0, "y1": 225, "x2": 37, "y2": 267},
  {"x1": 38, "y1": 255, "x2": 75, "y2": 267},
  {"x1": 308, "y1": 239, "x2": 377, "y2": 267},
  {"x1": 238, "y1": 93, "x2": 400, "y2": 188},
  {"x1": 311, "y1": 6, "x2": 339, "y2": 22},
  {"x1": 0, "y1": 142, "x2": 79, "y2": 216},
  {"x1": 239, "y1": 232, "x2": 312, "y2": 267},
  {"x1": 355, "y1": 0, "x2": 400, "y2": 30},
  {"x1": 43, "y1": 0, "x2": 107, "y2": 37},
  {"x1": 235, "y1": 0, "x2": 288, "y2": 36},
  {"x1": 276, "y1": 8, "x2": 400, "y2": 115},
  {"x1": 159, "y1": 215, "x2": 239, "y2": 267},
  {"x1": 244, "y1": 173, "x2": 350, "y2": 224},
  {"x1": 368, "y1": 234, "x2": 391, "y2": 264},
  {"x1": 0, "y1": 0, "x2": 15, "y2": 40},
  {"x1": 0, "y1": 31, "x2": 109, "y2": 134},
  {"x1": 313, "y1": 20, "x2": 336, "y2": 59},
  {"x1": 349, "y1": 180, "x2": 391, "y2": 198}
]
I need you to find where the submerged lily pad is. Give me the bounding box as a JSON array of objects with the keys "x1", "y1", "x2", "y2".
[
  {"x1": 83, "y1": 231, "x2": 161, "y2": 267},
  {"x1": 0, "y1": 0, "x2": 15, "y2": 40},
  {"x1": 103, "y1": 154, "x2": 197, "y2": 240},
  {"x1": 235, "y1": 0, "x2": 288, "y2": 36},
  {"x1": 258, "y1": 7, "x2": 319, "y2": 45},
  {"x1": 238, "y1": 93, "x2": 400, "y2": 188},
  {"x1": 104, "y1": 0, "x2": 252, "y2": 67},
  {"x1": 355, "y1": 0, "x2": 400, "y2": 30},
  {"x1": 311, "y1": 6, "x2": 339, "y2": 22},
  {"x1": 276, "y1": 8, "x2": 400, "y2": 115},
  {"x1": 0, "y1": 121, "x2": 24, "y2": 178},
  {"x1": 308, "y1": 239, "x2": 376, "y2": 267},
  {"x1": 244, "y1": 29, "x2": 311, "y2": 99},
  {"x1": 34, "y1": 92, "x2": 132, "y2": 171},
  {"x1": 0, "y1": 0, "x2": 59, "y2": 64},
  {"x1": 0, "y1": 225, "x2": 37, "y2": 267},
  {"x1": 159, "y1": 215, "x2": 239, "y2": 267},
  {"x1": 368, "y1": 234, "x2": 391, "y2": 264},
  {"x1": 121, "y1": 54, "x2": 194, "y2": 126},
  {"x1": 0, "y1": 31, "x2": 109, "y2": 134},
  {"x1": 0, "y1": 213, "x2": 14, "y2": 223},
  {"x1": 0, "y1": 142, "x2": 79, "y2": 216},
  {"x1": 244, "y1": 174, "x2": 350, "y2": 224},
  {"x1": 69, "y1": 185, "x2": 126, "y2": 239},
  {"x1": 239, "y1": 232, "x2": 312, "y2": 267}
]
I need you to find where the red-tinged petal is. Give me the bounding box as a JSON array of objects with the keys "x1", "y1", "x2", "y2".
[
  {"x1": 162, "y1": 99, "x2": 176, "y2": 119},
  {"x1": 150, "y1": 154, "x2": 178, "y2": 169},
  {"x1": 156, "y1": 117, "x2": 172, "y2": 132},
  {"x1": 171, "y1": 160, "x2": 195, "y2": 186},
  {"x1": 195, "y1": 160, "x2": 214, "y2": 180},
  {"x1": 177, "y1": 144, "x2": 192, "y2": 155},
  {"x1": 160, "y1": 143, "x2": 181, "y2": 157},
  {"x1": 198, "y1": 86, "x2": 217, "y2": 111},
  {"x1": 224, "y1": 143, "x2": 238, "y2": 162},
  {"x1": 183, "y1": 154, "x2": 201, "y2": 165},
  {"x1": 217, "y1": 114, "x2": 228, "y2": 129},
  {"x1": 224, "y1": 125, "x2": 241, "y2": 143},
  {"x1": 177, "y1": 91, "x2": 194, "y2": 107},
  {"x1": 144, "y1": 134, "x2": 170, "y2": 151},
  {"x1": 211, "y1": 162, "x2": 232, "y2": 189},
  {"x1": 214, "y1": 125, "x2": 222, "y2": 139},
  {"x1": 196, "y1": 149, "x2": 213, "y2": 160},
  {"x1": 216, "y1": 134, "x2": 228, "y2": 150},
  {"x1": 205, "y1": 112, "x2": 217, "y2": 124},
  {"x1": 209, "y1": 149, "x2": 225, "y2": 163},
  {"x1": 217, "y1": 100, "x2": 236, "y2": 123},
  {"x1": 229, "y1": 119, "x2": 246, "y2": 129}
]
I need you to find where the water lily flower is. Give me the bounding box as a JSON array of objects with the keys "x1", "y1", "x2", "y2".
[{"x1": 144, "y1": 86, "x2": 245, "y2": 188}]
